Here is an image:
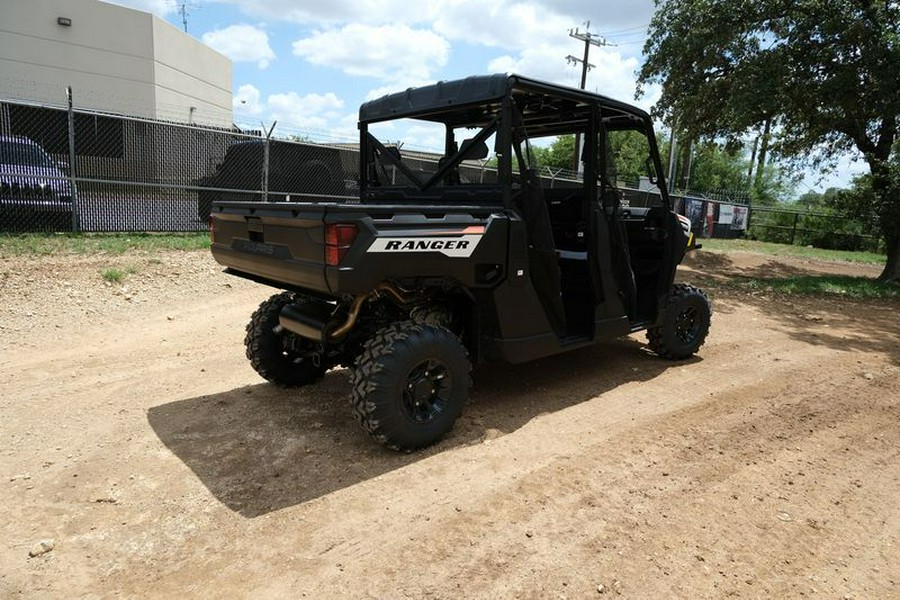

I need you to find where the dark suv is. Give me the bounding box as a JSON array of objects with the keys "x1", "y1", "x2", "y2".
[
  {"x1": 197, "y1": 139, "x2": 349, "y2": 221},
  {"x1": 0, "y1": 135, "x2": 76, "y2": 230}
]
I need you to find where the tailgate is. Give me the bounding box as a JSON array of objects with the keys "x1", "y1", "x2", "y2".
[
  {"x1": 322, "y1": 204, "x2": 505, "y2": 294},
  {"x1": 210, "y1": 201, "x2": 331, "y2": 293},
  {"x1": 211, "y1": 201, "x2": 507, "y2": 295}
]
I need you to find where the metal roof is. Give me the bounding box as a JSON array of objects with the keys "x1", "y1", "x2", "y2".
[{"x1": 358, "y1": 73, "x2": 651, "y2": 124}]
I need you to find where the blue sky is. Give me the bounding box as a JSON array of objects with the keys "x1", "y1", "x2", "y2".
[{"x1": 108, "y1": 0, "x2": 865, "y2": 193}]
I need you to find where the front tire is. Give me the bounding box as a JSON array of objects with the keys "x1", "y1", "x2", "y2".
[
  {"x1": 351, "y1": 322, "x2": 471, "y2": 452},
  {"x1": 245, "y1": 292, "x2": 327, "y2": 386},
  {"x1": 647, "y1": 283, "x2": 711, "y2": 360}
]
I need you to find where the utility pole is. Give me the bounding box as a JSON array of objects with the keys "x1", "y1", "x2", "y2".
[
  {"x1": 667, "y1": 124, "x2": 677, "y2": 193},
  {"x1": 566, "y1": 22, "x2": 612, "y2": 175}
]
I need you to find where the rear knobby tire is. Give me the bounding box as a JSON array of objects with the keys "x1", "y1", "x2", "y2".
[
  {"x1": 647, "y1": 283, "x2": 711, "y2": 360},
  {"x1": 245, "y1": 291, "x2": 327, "y2": 386},
  {"x1": 351, "y1": 322, "x2": 471, "y2": 452}
]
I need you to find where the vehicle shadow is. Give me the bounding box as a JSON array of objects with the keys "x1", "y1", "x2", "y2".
[{"x1": 148, "y1": 338, "x2": 678, "y2": 517}]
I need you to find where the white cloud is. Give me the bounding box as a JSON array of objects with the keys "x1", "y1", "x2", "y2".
[
  {"x1": 267, "y1": 91, "x2": 345, "y2": 129},
  {"x1": 202, "y1": 24, "x2": 276, "y2": 69},
  {"x1": 536, "y1": 0, "x2": 655, "y2": 31},
  {"x1": 433, "y1": 1, "x2": 571, "y2": 50},
  {"x1": 213, "y1": 0, "x2": 655, "y2": 57},
  {"x1": 212, "y1": 0, "x2": 440, "y2": 25},
  {"x1": 234, "y1": 83, "x2": 263, "y2": 115},
  {"x1": 212, "y1": 0, "x2": 655, "y2": 40},
  {"x1": 293, "y1": 24, "x2": 449, "y2": 82},
  {"x1": 488, "y1": 45, "x2": 642, "y2": 105},
  {"x1": 102, "y1": 0, "x2": 177, "y2": 17}
]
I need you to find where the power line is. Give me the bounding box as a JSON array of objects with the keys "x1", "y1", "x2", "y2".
[{"x1": 595, "y1": 23, "x2": 649, "y2": 36}]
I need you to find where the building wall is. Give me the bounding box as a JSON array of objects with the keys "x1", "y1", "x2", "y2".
[
  {"x1": 0, "y1": 0, "x2": 231, "y2": 127},
  {"x1": 151, "y1": 18, "x2": 232, "y2": 127}
]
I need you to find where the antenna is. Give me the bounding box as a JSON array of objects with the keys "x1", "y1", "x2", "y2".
[{"x1": 178, "y1": 1, "x2": 200, "y2": 33}]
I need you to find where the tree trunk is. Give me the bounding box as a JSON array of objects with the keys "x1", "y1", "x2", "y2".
[
  {"x1": 754, "y1": 119, "x2": 771, "y2": 190},
  {"x1": 747, "y1": 135, "x2": 759, "y2": 184},
  {"x1": 879, "y1": 233, "x2": 900, "y2": 283},
  {"x1": 678, "y1": 138, "x2": 693, "y2": 191},
  {"x1": 869, "y1": 158, "x2": 900, "y2": 283}
]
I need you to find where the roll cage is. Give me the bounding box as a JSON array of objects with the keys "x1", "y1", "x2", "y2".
[{"x1": 357, "y1": 73, "x2": 670, "y2": 211}]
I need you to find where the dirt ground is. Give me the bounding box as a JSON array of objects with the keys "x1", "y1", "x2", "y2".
[{"x1": 1, "y1": 246, "x2": 898, "y2": 598}]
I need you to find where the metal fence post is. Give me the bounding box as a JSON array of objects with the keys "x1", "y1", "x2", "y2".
[
  {"x1": 261, "y1": 121, "x2": 276, "y2": 202},
  {"x1": 66, "y1": 86, "x2": 80, "y2": 232},
  {"x1": 791, "y1": 212, "x2": 799, "y2": 244}
]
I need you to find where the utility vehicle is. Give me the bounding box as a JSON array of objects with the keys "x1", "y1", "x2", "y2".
[{"x1": 210, "y1": 74, "x2": 711, "y2": 451}]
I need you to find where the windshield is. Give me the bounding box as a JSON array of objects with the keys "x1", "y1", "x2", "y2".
[
  {"x1": 0, "y1": 141, "x2": 55, "y2": 168},
  {"x1": 363, "y1": 110, "x2": 501, "y2": 202}
]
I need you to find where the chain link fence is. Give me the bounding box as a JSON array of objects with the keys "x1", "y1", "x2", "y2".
[
  {"x1": 0, "y1": 92, "x2": 881, "y2": 253},
  {"x1": 0, "y1": 91, "x2": 358, "y2": 233}
]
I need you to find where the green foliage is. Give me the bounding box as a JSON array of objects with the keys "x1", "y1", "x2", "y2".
[
  {"x1": 746, "y1": 208, "x2": 881, "y2": 252},
  {"x1": 100, "y1": 265, "x2": 138, "y2": 284},
  {"x1": 101, "y1": 268, "x2": 125, "y2": 283},
  {"x1": 0, "y1": 233, "x2": 210, "y2": 257},
  {"x1": 701, "y1": 238, "x2": 886, "y2": 265},
  {"x1": 687, "y1": 142, "x2": 748, "y2": 193},
  {"x1": 607, "y1": 130, "x2": 652, "y2": 184},
  {"x1": 749, "y1": 164, "x2": 794, "y2": 206},
  {"x1": 639, "y1": 0, "x2": 900, "y2": 279},
  {"x1": 658, "y1": 135, "x2": 793, "y2": 204},
  {"x1": 740, "y1": 185, "x2": 880, "y2": 251},
  {"x1": 733, "y1": 275, "x2": 899, "y2": 300},
  {"x1": 830, "y1": 156, "x2": 900, "y2": 238},
  {"x1": 531, "y1": 135, "x2": 576, "y2": 170},
  {"x1": 639, "y1": 0, "x2": 899, "y2": 160}
]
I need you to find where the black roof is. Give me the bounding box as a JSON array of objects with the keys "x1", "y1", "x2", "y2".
[{"x1": 358, "y1": 73, "x2": 650, "y2": 125}]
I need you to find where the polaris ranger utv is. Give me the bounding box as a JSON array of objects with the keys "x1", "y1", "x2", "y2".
[{"x1": 210, "y1": 74, "x2": 711, "y2": 451}]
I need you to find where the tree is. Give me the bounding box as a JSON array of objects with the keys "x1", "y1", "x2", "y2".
[
  {"x1": 687, "y1": 142, "x2": 749, "y2": 194},
  {"x1": 491, "y1": 135, "x2": 575, "y2": 172},
  {"x1": 831, "y1": 156, "x2": 900, "y2": 243},
  {"x1": 638, "y1": 0, "x2": 900, "y2": 282},
  {"x1": 537, "y1": 135, "x2": 576, "y2": 170},
  {"x1": 608, "y1": 130, "x2": 654, "y2": 183}
]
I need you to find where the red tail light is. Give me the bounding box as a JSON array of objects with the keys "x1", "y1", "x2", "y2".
[
  {"x1": 325, "y1": 223, "x2": 358, "y2": 266},
  {"x1": 208, "y1": 215, "x2": 215, "y2": 242}
]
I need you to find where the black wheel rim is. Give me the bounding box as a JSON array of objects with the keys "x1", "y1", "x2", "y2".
[
  {"x1": 675, "y1": 304, "x2": 701, "y2": 344},
  {"x1": 402, "y1": 359, "x2": 452, "y2": 424}
]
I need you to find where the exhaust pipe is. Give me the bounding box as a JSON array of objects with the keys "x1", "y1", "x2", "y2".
[{"x1": 278, "y1": 282, "x2": 417, "y2": 343}]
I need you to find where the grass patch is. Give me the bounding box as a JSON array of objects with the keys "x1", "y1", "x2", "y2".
[
  {"x1": 100, "y1": 265, "x2": 139, "y2": 284},
  {"x1": 701, "y1": 238, "x2": 885, "y2": 265},
  {"x1": 101, "y1": 268, "x2": 126, "y2": 283},
  {"x1": 0, "y1": 232, "x2": 210, "y2": 257},
  {"x1": 733, "y1": 275, "x2": 899, "y2": 300}
]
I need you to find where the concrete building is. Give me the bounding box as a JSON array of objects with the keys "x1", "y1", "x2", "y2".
[{"x1": 0, "y1": 0, "x2": 232, "y2": 127}]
